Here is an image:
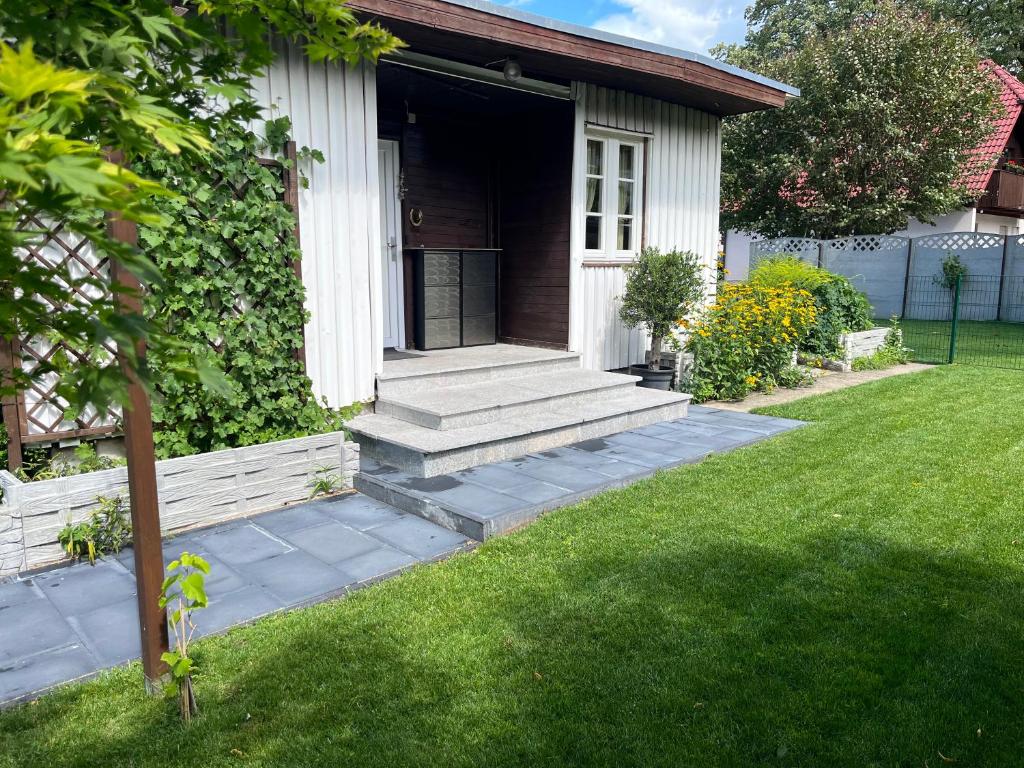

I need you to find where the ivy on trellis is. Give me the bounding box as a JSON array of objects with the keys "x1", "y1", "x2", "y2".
[{"x1": 136, "y1": 119, "x2": 342, "y2": 458}]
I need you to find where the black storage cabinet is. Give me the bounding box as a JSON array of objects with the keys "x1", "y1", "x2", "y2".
[{"x1": 411, "y1": 248, "x2": 499, "y2": 350}]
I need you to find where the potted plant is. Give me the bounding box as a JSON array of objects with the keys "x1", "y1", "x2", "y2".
[{"x1": 619, "y1": 247, "x2": 705, "y2": 389}]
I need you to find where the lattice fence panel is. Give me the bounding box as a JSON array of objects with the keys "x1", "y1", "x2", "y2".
[
  {"x1": 5, "y1": 147, "x2": 299, "y2": 460},
  {"x1": 12, "y1": 212, "x2": 120, "y2": 443},
  {"x1": 750, "y1": 237, "x2": 820, "y2": 269}
]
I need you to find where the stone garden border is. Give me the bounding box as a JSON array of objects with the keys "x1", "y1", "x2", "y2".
[
  {"x1": 0, "y1": 432, "x2": 359, "y2": 578},
  {"x1": 821, "y1": 328, "x2": 891, "y2": 372}
]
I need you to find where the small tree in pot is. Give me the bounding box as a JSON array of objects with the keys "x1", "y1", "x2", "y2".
[{"x1": 619, "y1": 247, "x2": 705, "y2": 389}]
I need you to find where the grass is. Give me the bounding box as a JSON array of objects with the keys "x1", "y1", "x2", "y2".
[
  {"x1": 887, "y1": 318, "x2": 1024, "y2": 369},
  {"x1": 3, "y1": 366, "x2": 1024, "y2": 767}
]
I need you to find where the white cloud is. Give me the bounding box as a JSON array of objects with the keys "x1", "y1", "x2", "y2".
[{"x1": 592, "y1": 0, "x2": 731, "y2": 53}]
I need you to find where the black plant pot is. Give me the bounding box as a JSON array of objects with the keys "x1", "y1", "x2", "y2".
[{"x1": 629, "y1": 364, "x2": 674, "y2": 390}]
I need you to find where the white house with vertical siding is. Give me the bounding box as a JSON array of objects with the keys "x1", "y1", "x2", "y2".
[
  {"x1": 251, "y1": 0, "x2": 794, "y2": 409},
  {"x1": 248, "y1": 0, "x2": 796, "y2": 477}
]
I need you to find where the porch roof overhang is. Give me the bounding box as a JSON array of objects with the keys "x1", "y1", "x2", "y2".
[{"x1": 348, "y1": 0, "x2": 799, "y2": 117}]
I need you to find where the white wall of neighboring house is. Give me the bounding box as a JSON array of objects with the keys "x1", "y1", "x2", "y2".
[{"x1": 975, "y1": 212, "x2": 1024, "y2": 235}]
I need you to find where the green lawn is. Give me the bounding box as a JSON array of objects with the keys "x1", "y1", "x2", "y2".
[
  {"x1": 3, "y1": 366, "x2": 1024, "y2": 767},
  {"x1": 887, "y1": 318, "x2": 1024, "y2": 369}
]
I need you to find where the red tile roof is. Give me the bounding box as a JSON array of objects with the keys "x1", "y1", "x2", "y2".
[{"x1": 963, "y1": 60, "x2": 1024, "y2": 194}]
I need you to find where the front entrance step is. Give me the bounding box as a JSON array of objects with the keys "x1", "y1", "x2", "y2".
[
  {"x1": 375, "y1": 369, "x2": 642, "y2": 430},
  {"x1": 348, "y1": 388, "x2": 691, "y2": 478},
  {"x1": 354, "y1": 406, "x2": 807, "y2": 541},
  {"x1": 376, "y1": 344, "x2": 580, "y2": 398}
]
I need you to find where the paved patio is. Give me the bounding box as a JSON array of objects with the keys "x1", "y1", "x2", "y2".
[
  {"x1": 0, "y1": 494, "x2": 472, "y2": 707},
  {"x1": 0, "y1": 405, "x2": 804, "y2": 708}
]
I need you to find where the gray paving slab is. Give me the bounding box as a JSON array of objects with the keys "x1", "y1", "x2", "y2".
[
  {"x1": 337, "y1": 545, "x2": 418, "y2": 583},
  {"x1": 0, "y1": 579, "x2": 41, "y2": 610},
  {"x1": 1, "y1": 645, "x2": 98, "y2": 703},
  {"x1": 368, "y1": 515, "x2": 471, "y2": 560},
  {"x1": 199, "y1": 585, "x2": 284, "y2": 636},
  {"x1": 570, "y1": 439, "x2": 674, "y2": 469},
  {"x1": 604, "y1": 431, "x2": 713, "y2": 462},
  {"x1": 316, "y1": 495, "x2": 403, "y2": 530},
  {"x1": 0, "y1": 599, "x2": 78, "y2": 663},
  {"x1": 283, "y1": 521, "x2": 383, "y2": 565},
  {"x1": 196, "y1": 524, "x2": 293, "y2": 566},
  {"x1": 252, "y1": 503, "x2": 335, "y2": 536},
  {"x1": 33, "y1": 561, "x2": 137, "y2": 618},
  {"x1": 497, "y1": 455, "x2": 615, "y2": 492},
  {"x1": 69, "y1": 597, "x2": 141, "y2": 667},
  {"x1": 413, "y1": 481, "x2": 524, "y2": 520},
  {"x1": 1, "y1": 493, "x2": 471, "y2": 708},
  {"x1": 234, "y1": 550, "x2": 357, "y2": 605}
]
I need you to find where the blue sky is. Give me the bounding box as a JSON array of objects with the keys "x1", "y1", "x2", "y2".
[{"x1": 501, "y1": 0, "x2": 749, "y2": 54}]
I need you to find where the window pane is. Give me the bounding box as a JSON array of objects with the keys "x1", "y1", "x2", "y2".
[
  {"x1": 587, "y1": 140, "x2": 603, "y2": 176},
  {"x1": 618, "y1": 181, "x2": 633, "y2": 216},
  {"x1": 617, "y1": 217, "x2": 632, "y2": 251},
  {"x1": 619, "y1": 144, "x2": 634, "y2": 179},
  {"x1": 586, "y1": 216, "x2": 602, "y2": 250},
  {"x1": 587, "y1": 178, "x2": 603, "y2": 213}
]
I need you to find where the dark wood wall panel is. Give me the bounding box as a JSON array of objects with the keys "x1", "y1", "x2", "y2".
[
  {"x1": 498, "y1": 103, "x2": 573, "y2": 348},
  {"x1": 401, "y1": 117, "x2": 494, "y2": 249}
]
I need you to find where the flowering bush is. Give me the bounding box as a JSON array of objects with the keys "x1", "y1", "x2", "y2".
[
  {"x1": 684, "y1": 283, "x2": 817, "y2": 401},
  {"x1": 749, "y1": 256, "x2": 873, "y2": 358}
]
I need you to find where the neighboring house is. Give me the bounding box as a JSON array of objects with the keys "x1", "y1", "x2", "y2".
[
  {"x1": 723, "y1": 60, "x2": 1024, "y2": 280},
  {"x1": 247, "y1": 0, "x2": 797, "y2": 407}
]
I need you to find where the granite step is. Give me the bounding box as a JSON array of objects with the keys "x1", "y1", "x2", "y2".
[
  {"x1": 376, "y1": 344, "x2": 581, "y2": 398},
  {"x1": 348, "y1": 387, "x2": 691, "y2": 477},
  {"x1": 375, "y1": 369, "x2": 642, "y2": 430}
]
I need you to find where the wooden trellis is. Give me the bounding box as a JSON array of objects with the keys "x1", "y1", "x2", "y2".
[{"x1": 2, "y1": 142, "x2": 301, "y2": 471}]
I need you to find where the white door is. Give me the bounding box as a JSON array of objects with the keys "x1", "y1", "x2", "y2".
[{"x1": 378, "y1": 139, "x2": 404, "y2": 348}]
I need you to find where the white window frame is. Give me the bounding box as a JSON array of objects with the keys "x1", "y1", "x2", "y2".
[{"x1": 582, "y1": 128, "x2": 645, "y2": 260}]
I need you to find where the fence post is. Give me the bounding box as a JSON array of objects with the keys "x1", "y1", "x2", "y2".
[
  {"x1": 947, "y1": 274, "x2": 962, "y2": 365},
  {"x1": 106, "y1": 149, "x2": 170, "y2": 694},
  {"x1": 0, "y1": 339, "x2": 23, "y2": 471},
  {"x1": 817, "y1": 241, "x2": 824, "y2": 269},
  {"x1": 901, "y1": 237, "x2": 914, "y2": 318},
  {"x1": 996, "y1": 234, "x2": 1010, "y2": 322}
]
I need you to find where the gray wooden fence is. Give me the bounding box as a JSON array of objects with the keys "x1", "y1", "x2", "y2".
[{"x1": 751, "y1": 232, "x2": 1024, "y2": 321}]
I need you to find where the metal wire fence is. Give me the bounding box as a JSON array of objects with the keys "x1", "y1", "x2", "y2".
[{"x1": 898, "y1": 275, "x2": 1024, "y2": 370}]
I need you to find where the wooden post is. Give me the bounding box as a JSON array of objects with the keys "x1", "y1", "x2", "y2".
[
  {"x1": 0, "y1": 339, "x2": 23, "y2": 471},
  {"x1": 281, "y1": 140, "x2": 307, "y2": 369},
  {"x1": 106, "y1": 178, "x2": 170, "y2": 692}
]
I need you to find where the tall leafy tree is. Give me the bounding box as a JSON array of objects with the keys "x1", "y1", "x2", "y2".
[
  {"x1": 0, "y1": 1, "x2": 400, "y2": 411},
  {"x1": 720, "y1": 3, "x2": 1000, "y2": 239},
  {"x1": 716, "y1": 0, "x2": 1023, "y2": 73}
]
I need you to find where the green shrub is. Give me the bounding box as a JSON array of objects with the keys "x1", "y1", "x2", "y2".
[
  {"x1": 750, "y1": 256, "x2": 873, "y2": 357},
  {"x1": 58, "y1": 495, "x2": 132, "y2": 565},
  {"x1": 619, "y1": 247, "x2": 705, "y2": 369},
  {"x1": 136, "y1": 119, "x2": 347, "y2": 458},
  {"x1": 685, "y1": 282, "x2": 817, "y2": 401},
  {"x1": 939, "y1": 253, "x2": 967, "y2": 290},
  {"x1": 16, "y1": 443, "x2": 125, "y2": 482}
]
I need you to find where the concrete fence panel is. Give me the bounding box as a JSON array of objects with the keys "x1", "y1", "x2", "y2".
[{"x1": 823, "y1": 235, "x2": 909, "y2": 319}]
